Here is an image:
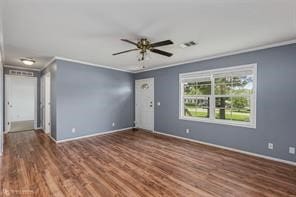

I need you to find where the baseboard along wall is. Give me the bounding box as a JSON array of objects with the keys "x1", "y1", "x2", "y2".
[{"x1": 152, "y1": 130, "x2": 296, "y2": 166}]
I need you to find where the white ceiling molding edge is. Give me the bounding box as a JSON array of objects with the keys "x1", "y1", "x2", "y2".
[
  {"x1": 134, "y1": 39, "x2": 296, "y2": 73},
  {"x1": 4, "y1": 65, "x2": 40, "y2": 71},
  {"x1": 40, "y1": 57, "x2": 56, "y2": 72},
  {"x1": 40, "y1": 39, "x2": 296, "y2": 74},
  {"x1": 42, "y1": 56, "x2": 133, "y2": 73}
]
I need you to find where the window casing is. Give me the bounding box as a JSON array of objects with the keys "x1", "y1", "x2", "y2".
[{"x1": 179, "y1": 64, "x2": 257, "y2": 128}]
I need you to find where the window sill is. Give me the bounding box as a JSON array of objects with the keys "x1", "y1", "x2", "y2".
[{"x1": 179, "y1": 116, "x2": 256, "y2": 129}]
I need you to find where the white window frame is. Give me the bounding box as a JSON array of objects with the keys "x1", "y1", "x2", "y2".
[{"x1": 179, "y1": 63, "x2": 257, "y2": 128}]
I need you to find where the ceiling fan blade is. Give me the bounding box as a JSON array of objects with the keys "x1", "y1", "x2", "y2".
[
  {"x1": 120, "y1": 39, "x2": 138, "y2": 46},
  {"x1": 150, "y1": 48, "x2": 173, "y2": 57},
  {"x1": 112, "y1": 48, "x2": 139, "y2": 55},
  {"x1": 150, "y1": 40, "x2": 173, "y2": 48}
]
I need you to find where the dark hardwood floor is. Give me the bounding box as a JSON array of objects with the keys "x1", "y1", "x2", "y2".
[{"x1": 1, "y1": 129, "x2": 295, "y2": 196}]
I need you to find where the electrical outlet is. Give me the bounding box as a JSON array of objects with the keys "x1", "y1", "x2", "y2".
[
  {"x1": 186, "y1": 129, "x2": 190, "y2": 134},
  {"x1": 289, "y1": 147, "x2": 295, "y2": 154},
  {"x1": 112, "y1": 122, "x2": 115, "y2": 127},
  {"x1": 72, "y1": 128, "x2": 76, "y2": 133},
  {"x1": 268, "y1": 143, "x2": 273, "y2": 150}
]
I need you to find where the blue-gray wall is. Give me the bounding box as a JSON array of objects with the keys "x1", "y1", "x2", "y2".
[
  {"x1": 135, "y1": 44, "x2": 296, "y2": 162},
  {"x1": 3, "y1": 67, "x2": 41, "y2": 128},
  {"x1": 42, "y1": 60, "x2": 134, "y2": 141}
]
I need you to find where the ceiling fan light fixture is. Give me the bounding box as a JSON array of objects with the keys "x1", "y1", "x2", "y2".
[
  {"x1": 20, "y1": 58, "x2": 35, "y2": 66},
  {"x1": 113, "y1": 38, "x2": 174, "y2": 61}
]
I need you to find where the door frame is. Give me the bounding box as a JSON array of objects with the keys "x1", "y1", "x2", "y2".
[
  {"x1": 4, "y1": 74, "x2": 38, "y2": 132},
  {"x1": 135, "y1": 77, "x2": 155, "y2": 131},
  {"x1": 41, "y1": 72, "x2": 51, "y2": 134}
]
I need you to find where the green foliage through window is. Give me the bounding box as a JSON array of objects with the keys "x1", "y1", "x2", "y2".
[{"x1": 181, "y1": 66, "x2": 255, "y2": 126}]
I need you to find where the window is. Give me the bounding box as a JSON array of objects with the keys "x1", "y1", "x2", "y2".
[{"x1": 179, "y1": 64, "x2": 256, "y2": 128}]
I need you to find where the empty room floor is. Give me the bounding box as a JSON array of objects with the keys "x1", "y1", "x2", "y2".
[{"x1": 1, "y1": 130, "x2": 295, "y2": 196}]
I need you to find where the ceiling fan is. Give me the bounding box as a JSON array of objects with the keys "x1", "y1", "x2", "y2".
[{"x1": 113, "y1": 38, "x2": 174, "y2": 61}]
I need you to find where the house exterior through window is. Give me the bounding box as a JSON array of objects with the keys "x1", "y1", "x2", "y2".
[{"x1": 179, "y1": 64, "x2": 257, "y2": 128}]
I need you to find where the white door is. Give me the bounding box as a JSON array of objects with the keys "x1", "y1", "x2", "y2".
[
  {"x1": 135, "y1": 78, "x2": 154, "y2": 131},
  {"x1": 5, "y1": 75, "x2": 37, "y2": 131},
  {"x1": 43, "y1": 73, "x2": 51, "y2": 134}
]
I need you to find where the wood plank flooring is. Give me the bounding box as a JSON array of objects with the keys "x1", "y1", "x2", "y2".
[{"x1": 1, "y1": 129, "x2": 295, "y2": 196}]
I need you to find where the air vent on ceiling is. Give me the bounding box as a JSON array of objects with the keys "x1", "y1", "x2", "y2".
[
  {"x1": 9, "y1": 70, "x2": 34, "y2": 77},
  {"x1": 180, "y1": 41, "x2": 197, "y2": 48}
]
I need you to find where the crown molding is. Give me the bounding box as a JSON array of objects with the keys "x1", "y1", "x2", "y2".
[
  {"x1": 4, "y1": 65, "x2": 40, "y2": 71},
  {"x1": 40, "y1": 39, "x2": 296, "y2": 74},
  {"x1": 42, "y1": 56, "x2": 133, "y2": 73},
  {"x1": 134, "y1": 39, "x2": 296, "y2": 73},
  {"x1": 40, "y1": 57, "x2": 56, "y2": 71}
]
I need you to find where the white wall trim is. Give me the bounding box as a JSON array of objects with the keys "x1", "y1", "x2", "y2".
[
  {"x1": 55, "y1": 56, "x2": 132, "y2": 73},
  {"x1": 135, "y1": 39, "x2": 296, "y2": 73},
  {"x1": 50, "y1": 127, "x2": 133, "y2": 143},
  {"x1": 42, "y1": 56, "x2": 133, "y2": 73},
  {"x1": 4, "y1": 65, "x2": 40, "y2": 71},
  {"x1": 40, "y1": 57, "x2": 56, "y2": 71},
  {"x1": 153, "y1": 130, "x2": 296, "y2": 166},
  {"x1": 48, "y1": 134, "x2": 57, "y2": 143},
  {"x1": 39, "y1": 39, "x2": 296, "y2": 74}
]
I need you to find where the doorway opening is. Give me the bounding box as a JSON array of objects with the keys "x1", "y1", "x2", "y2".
[{"x1": 5, "y1": 75, "x2": 37, "y2": 132}]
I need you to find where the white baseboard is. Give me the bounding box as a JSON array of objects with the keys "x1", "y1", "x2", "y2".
[
  {"x1": 51, "y1": 127, "x2": 133, "y2": 143},
  {"x1": 48, "y1": 134, "x2": 57, "y2": 143},
  {"x1": 153, "y1": 130, "x2": 296, "y2": 166},
  {"x1": 4, "y1": 127, "x2": 42, "y2": 133}
]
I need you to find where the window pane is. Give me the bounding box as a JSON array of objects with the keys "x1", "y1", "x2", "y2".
[
  {"x1": 232, "y1": 97, "x2": 250, "y2": 122},
  {"x1": 214, "y1": 77, "x2": 231, "y2": 95},
  {"x1": 184, "y1": 79, "x2": 211, "y2": 96},
  {"x1": 231, "y1": 75, "x2": 253, "y2": 95},
  {"x1": 215, "y1": 74, "x2": 254, "y2": 95},
  {"x1": 184, "y1": 82, "x2": 196, "y2": 96},
  {"x1": 215, "y1": 97, "x2": 231, "y2": 108},
  {"x1": 196, "y1": 80, "x2": 211, "y2": 95},
  {"x1": 215, "y1": 97, "x2": 250, "y2": 122},
  {"x1": 215, "y1": 97, "x2": 231, "y2": 120},
  {"x1": 184, "y1": 97, "x2": 209, "y2": 118},
  {"x1": 215, "y1": 108, "x2": 232, "y2": 121}
]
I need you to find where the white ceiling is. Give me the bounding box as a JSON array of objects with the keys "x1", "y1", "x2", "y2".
[{"x1": 2, "y1": 0, "x2": 296, "y2": 72}]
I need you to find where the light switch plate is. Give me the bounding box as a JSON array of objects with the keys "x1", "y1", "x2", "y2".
[
  {"x1": 268, "y1": 143, "x2": 273, "y2": 150},
  {"x1": 289, "y1": 147, "x2": 295, "y2": 154}
]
